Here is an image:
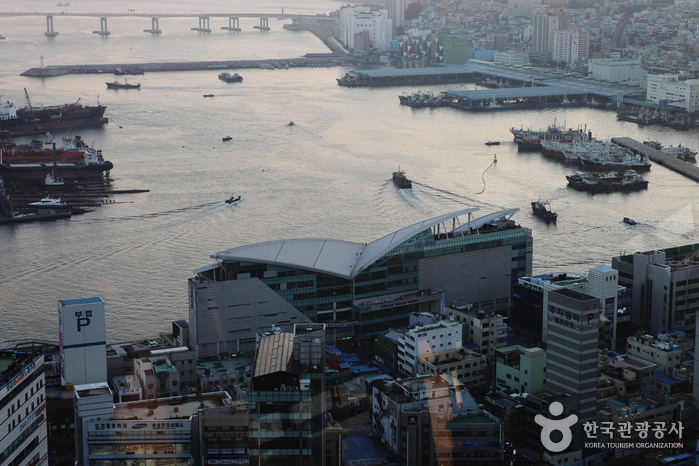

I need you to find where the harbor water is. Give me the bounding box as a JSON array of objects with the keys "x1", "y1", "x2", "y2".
[{"x1": 1, "y1": 0, "x2": 699, "y2": 343}]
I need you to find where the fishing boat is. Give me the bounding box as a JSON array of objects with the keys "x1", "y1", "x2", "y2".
[
  {"x1": 566, "y1": 170, "x2": 648, "y2": 193},
  {"x1": 531, "y1": 200, "x2": 557, "y2": 223},
  {"x1": 218, "y1": 72, "x2": 243, "y2": 83},
  {"x1": 106, "y1": 80, "x2": 141, "y2": 89}
]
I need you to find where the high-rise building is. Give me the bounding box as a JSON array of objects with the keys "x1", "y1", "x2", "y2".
[
  {"x1": 248, "y1": 324, "x2": 326, "y2": 465},
  {"x1": 612, "y1": 245, "x2": 699, "y2": 336},
  {"x1": 0, "y1": 351, "x2": 48, "y2": 465},
  {"x1": 545, "y1": 288, "x2": 600, "y2": 446},
  {"x1": 189, "y1": 208, "x2": 532, "y2": 357},
  {"x1": 384, "y1": 0, "x2": 405, "y2": 32},
  {"x1": 58, "y1": 297, "x2": 107, "y2": 387},
  {"x1": 339, "y1": 7, "x2": 390, "y2": 52},
  {"x1": 531, "y1": 14, "x2": 560, "y2": 63},
  {"x1": 551, "y1": 30, "x2": 589, "y2": 64}
]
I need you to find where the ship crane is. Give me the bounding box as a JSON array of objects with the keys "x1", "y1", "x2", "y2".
[{"x1": 23, "y1": 88, "x2": 40, "y2": 132}]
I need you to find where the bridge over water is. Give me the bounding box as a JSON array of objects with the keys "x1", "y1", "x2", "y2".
[{"x1": 0, "y1": 11, "x2": 326, "y2": 37}]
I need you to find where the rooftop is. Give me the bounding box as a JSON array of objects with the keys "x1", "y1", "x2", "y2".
[
  {"x1": 113, "y1": 392, "x2": 231, "y2": 420},
  {"x1": 206, "y1": 208, "x2": 521, "y2": 280}
]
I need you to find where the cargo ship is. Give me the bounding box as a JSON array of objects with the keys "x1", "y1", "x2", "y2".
[
  {"x1": 106, "y1": 80, "x2": 141, "y2": 89},
  {"x1": 0, "y1": 100, "x2": 108, "y2": 136},
  {"x1": 0, "y1": 135, "x2": 95, "y2": 164},
  {"x1": 0, "y1": 145, "x2": 112, "y2": 182},
  {"x1": 392, "y1": 168, "x2": 412, "y2": 189}
]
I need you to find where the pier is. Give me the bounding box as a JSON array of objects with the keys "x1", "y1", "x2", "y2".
[{"x1": 612, "y1": 137, "x2": 699, "y2": 183}]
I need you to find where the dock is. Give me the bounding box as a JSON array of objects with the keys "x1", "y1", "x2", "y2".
[{"x1": 612, "y1": 137, "x2": 699, "y2": 182}]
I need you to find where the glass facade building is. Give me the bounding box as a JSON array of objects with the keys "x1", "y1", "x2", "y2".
[{"x1": 191, "y1": 208, "x2": 532, "y2": 352}]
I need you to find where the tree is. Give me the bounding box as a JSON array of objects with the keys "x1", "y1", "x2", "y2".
[{"x1": 405, "y1": 2, "x2": 424, "y2": 21}]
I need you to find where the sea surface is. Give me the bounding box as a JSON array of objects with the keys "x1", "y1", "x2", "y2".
[{"x1": 1, "y1": 0, "x2": 699, "y2": 344}]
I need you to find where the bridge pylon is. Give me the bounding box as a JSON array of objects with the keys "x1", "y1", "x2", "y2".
[
  {"x1": 253, "y1": 17, "x2": 270, "y2": 31},
  {"x1": 92, "y1": 17, "x2": 110, "y2": 36},
  {"x1": 221, "y1": 17, "x2": 241, "y2": 32},
  {"x1": 45, "y1": 15, "x2": 58, "y2": 37},
  {"x1": 143, "y1": 17, "x2": 162, "y2": 34},
  {"x1": 191, "y1": 16, "x2": 211, "y2": 33}
]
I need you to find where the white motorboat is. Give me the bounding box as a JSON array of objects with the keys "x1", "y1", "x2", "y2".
[{"x1": 28, "y1": 197, "x2": 67, "y2": 207}]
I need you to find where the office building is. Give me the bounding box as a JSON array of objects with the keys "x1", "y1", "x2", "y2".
[
  {"x1": 495, "y1": 345, "x2": 546, "y2": 395},
  {"x1": 248, "y1": 324, "x2": 327, "y2": 466},
  {"x1": 612, "y1": 245, "x2": 699, "y2": 336},
  {"x1": 339, "y1": 7, "x2": 390, "y2": 52},
  {"x1": 646, "y1": 75, "x2": 699, "y2": 112},
  {"x1": 0, "y1": 351, "x2": 48, "y2": 466},
  {"x1": 190, "y1": 208, "x2": 532, "y2": 357},
  {"x1": 58, "y1": 297, "x2": 107, "y2": 386},
  {"x1": 545, "y1": 288, "x2": 600, "y2": 446},
  {"x1": 588, "y1": 58, "x2": 642, "y2": 83},
  {"x1": 74, "y1": 382, "x2": 232, "y2": 465}
]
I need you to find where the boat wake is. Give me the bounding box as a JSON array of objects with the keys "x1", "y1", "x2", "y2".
[{"x1": 412, "y1": 181, "x2": 503, "y2": 210}]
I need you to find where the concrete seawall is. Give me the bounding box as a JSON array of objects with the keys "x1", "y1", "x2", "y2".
[{"x1": 612, "y1": 137, "x2": 699, "y2": 183}]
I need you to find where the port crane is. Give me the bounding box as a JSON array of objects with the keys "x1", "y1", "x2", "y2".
[{"x1": 23, "y1": 88, "x2": 40, "y2": 132}]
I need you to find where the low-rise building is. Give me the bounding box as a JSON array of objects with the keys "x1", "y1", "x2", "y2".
[
  {"x1": 588, "y1": 58, "x2": 642, "y2": 83},
  {"x1": 397, "y1": 319, "x2": 463, "y2": 376},
  {"x1": 417, "y1": 348, "x2": 487, "y2": 395},
  {"x1": 626, "y1": 334, "x2": 682, "y2": 375},
  {"x1": 495, "y1": 345, "x2": 546, "y2": 395},
  {"x1": 446, "y1": 304, "x2": 506, "y2": 358}
]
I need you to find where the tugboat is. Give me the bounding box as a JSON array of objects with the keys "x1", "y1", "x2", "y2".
[
  {"x1": 392, "y1": 168, "x2": 412, "y2": 189},
  {"x1": 531, "y1": 199, "x2": 557, "y2": 223}
]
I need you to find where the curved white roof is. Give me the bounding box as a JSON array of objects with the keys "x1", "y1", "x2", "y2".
[{"x1": 211, "y1": 208, "x2": 518, "y2": 280}]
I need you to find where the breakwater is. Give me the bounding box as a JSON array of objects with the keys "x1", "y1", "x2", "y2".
[{"x1": 612, "y1": 137, "x2": 699, "y2": 183}]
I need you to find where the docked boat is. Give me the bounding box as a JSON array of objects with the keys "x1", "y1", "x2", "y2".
[
  {"x1": 114, "y1": 67, "x2": 143, "y2": 75},
  {"x1": 0, "y1": 99, "x2": 108, "y2": 136},
  {"x1": 643, "y1": 141, "x2": 662, "y2": 150},
  {"x1": 623, "y1": 217, "x2": 637, "y2": 226},
  {"x1": 566, "y1": 170, "x2": 648, "y2": 193},
  {"x1": 218, "y1": 72, "x2": 243, "y2": 83},
  {"x1": 399, "y1": 91, "x2": 445, "y2": 108},
  {"x1": 106, "y1": 80, "x2": 141, "y2": 89},
  {"x1": 531, "y1": 200, "x2": 557, "y2": 223},
  {"x1": 392, "y1": 168, "x2": 412, "y2": 189},
  {"x1": 225, "y1": 195, "x2": 242, "y2": 204},
  {"x1": 0, "y1": 135, "x2": 96, "y2": 164},
  {"x1": 222, "y1": 136, "x2": 232, "y2": 142},
  {"x1": 485, "y1": 141, "x2": 500, "y2": 146},
  {"x1": 28, "y1": 196, "x2": 67, "y2": 207},
  {"x1": 0, "y1": 145, "x2": 113, "y2": 182},
  {"x1": 660, "y1": 144, "x2": 696, "y2": 161},
  {"x1": 510, "y1": 121, "x2": 587, "y2": 151},
  {"x1": 44, "y1": 173, "x2": 65, "y2": 186}
]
